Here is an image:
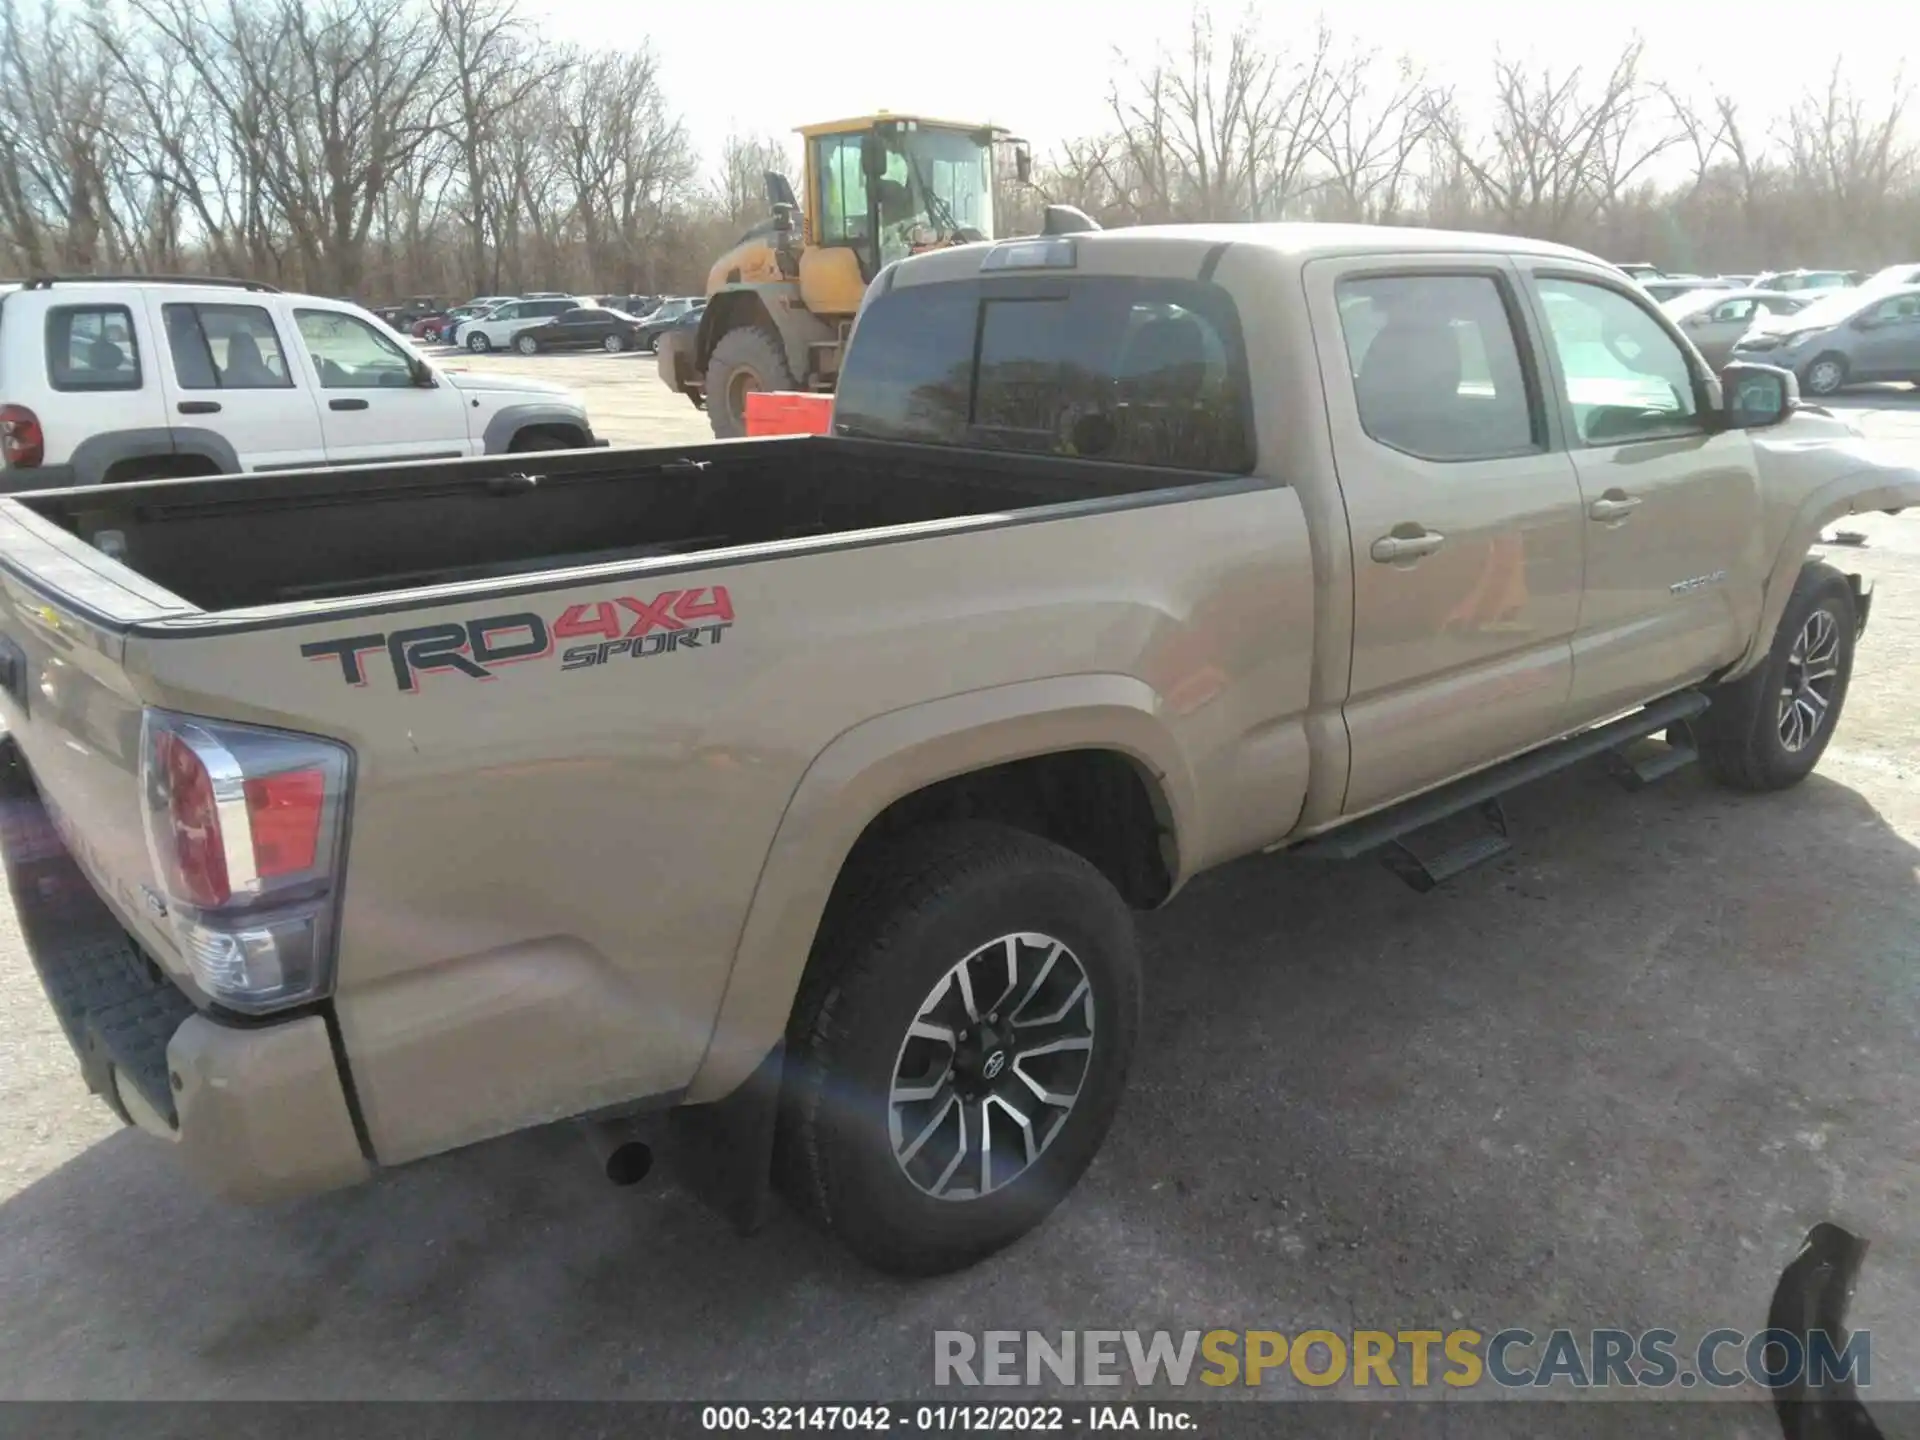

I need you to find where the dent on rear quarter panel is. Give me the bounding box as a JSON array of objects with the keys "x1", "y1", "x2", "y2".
[{"x1": 134, "y1": 481, "x2": 1315, "y2": 1152}]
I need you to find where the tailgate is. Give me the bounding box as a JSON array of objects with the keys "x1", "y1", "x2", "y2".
[{"x1": 0, "y1": 498, "x2": 197, "y2": 973}]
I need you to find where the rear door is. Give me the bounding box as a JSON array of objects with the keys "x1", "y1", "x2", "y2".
[
  {"x1": 290, "y1": 303, "x2": 471, "y2": 465},
  {"x1": 147, "y1": 295, "x2": 327, "y2": 471},
  {"x1": 1515, "y1": 262, "x2": 1762, "y2": 723},
  {"x1": 1308, "y1": 257, "x2": 1586, "y2": 816}
]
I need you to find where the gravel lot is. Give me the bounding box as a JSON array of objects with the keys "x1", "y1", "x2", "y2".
[{"x1": 0, "y1": 368, "x2": 1917, "y2": 1414}]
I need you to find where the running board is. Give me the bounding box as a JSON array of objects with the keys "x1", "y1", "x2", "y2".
[
  {"x1": 1289, "y1": 691, "x2": 1713, "y2": 878},
  {"x1": 1607, "y1": 716, "x2": 1700, "y2": 792}
]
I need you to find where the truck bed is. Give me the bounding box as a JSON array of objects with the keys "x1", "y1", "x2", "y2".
[{"x1": 9, "y1": 436, "x2": 1197, "y2": 614}]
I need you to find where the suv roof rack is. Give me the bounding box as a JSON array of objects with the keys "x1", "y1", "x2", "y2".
[{"x1": 22, "y1": 274, "x2": 282, "y2": 293}]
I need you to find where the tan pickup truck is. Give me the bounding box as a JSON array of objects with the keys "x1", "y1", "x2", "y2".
[{"x1": 1, "y1": 224, "x2": 1914, "y2": 1276}]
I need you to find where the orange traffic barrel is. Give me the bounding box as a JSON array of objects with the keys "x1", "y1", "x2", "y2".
[{"x1": 744, "y1": 391, "x2": 833, "y2": 437}]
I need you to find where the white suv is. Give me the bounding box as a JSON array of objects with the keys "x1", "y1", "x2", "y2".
[
  {"x1": 455, "y1": 296, "x2": 595, "y2": 352},
  {"x1": 0, "y1": 277, "x2": 603, "y2": 488}
]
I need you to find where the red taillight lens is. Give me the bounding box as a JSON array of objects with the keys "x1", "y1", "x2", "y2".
[
  {"x1": 140, "y1": 710, "x2": 352, "y2": 1013},
  {"x1": 244, "y1": 767, "x2": 325, "y2": 876},
  {"x1": 154, "y1": 728, "x2": 231, "y2": 908},
  {"x1": 0, "y1": 405, "x2": 44, "y2": 468}
]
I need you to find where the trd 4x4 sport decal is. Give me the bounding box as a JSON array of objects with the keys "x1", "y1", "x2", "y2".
[{"x1": 301, "y1": 586, "x2": 735, "y2": 693}]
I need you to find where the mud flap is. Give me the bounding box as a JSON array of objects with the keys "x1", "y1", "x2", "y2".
[{"x1": 664, "y1": 1042, "x2": 784, "y2": 1234}]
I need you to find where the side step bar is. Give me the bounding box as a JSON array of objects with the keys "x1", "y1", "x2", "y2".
[{"x1": 1289, "y1": 690, "x2": 1712, "y2": 883}]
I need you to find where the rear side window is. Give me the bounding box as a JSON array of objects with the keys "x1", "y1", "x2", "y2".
[
  {"x1": 1337, "y1": 274, "x2": 1539, "y2": 462},
  {"x1": 163, "y1": 303, "x2": 295, "y2": 390},
  {"x1": 834, "y1": 276, "x2": 1254, "y2": 474},
  {"x1": 46, "y1": 305, "x2": 142, "y2": 392}
]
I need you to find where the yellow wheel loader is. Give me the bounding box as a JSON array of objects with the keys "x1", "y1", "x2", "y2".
[{"x1": 660, "y1": 114, "x2": 1037, "y2": 438}]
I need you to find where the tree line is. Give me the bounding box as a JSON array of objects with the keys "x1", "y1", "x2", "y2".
[{"x1": 1, "y1": 0, "x2": 1914, "y2": 303}]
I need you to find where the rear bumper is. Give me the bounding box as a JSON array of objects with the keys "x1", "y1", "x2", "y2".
[{"x1": 0, "y1": 739, "x2": 370, "y2": 1202}]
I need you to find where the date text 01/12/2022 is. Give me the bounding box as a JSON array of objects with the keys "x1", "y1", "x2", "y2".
[{"x1": 699, "y1": 1405, "x2": 1193, "y2": 1431}]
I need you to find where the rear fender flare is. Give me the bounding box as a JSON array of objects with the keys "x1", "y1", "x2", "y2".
[
  {"x1": 682, "y1": 675, "x2": 1195, "y2": 1103},
  {"x1": 68, "y1": 427, "x2": 239, "y2": 484},
  {"x1": 1728, "y1": 465, "x2": 1920, "y2": 676}
]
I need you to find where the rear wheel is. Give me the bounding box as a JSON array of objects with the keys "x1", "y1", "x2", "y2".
[
  {"x1": 515, "y1": 334, "x2": 540, "y2": 356},
  {"x1": 779, "y1": 822, "x2": 1140, "y2": 1276},
  {"x1": 467, "y1": 331, "x2": 492, "y2": 353},
  {"x1": 1698, "y1": 561, "x2": 1856, "y2": 791},
  {"x1": 705, "y1": 325, "x2": 796, "y2": 439},
  {"x1": 603, "y1": 333, "x2": 626, "y2": 353}
]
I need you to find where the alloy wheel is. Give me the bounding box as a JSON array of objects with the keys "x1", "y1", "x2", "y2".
[
  {"x1": 1778, "y1": 607, "x2": 1841, "y2": 752},
  {"x1": 888, "y1": 932, "x2": 1095, "y2": 1201}
]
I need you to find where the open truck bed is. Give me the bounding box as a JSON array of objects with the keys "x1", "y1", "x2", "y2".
[{"x1": 8, "y1": 436, "x2": 1195, "y2": 615}]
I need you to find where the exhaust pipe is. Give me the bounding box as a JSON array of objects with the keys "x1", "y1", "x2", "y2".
[{"x1": 580, "y1": 1116, "x2": 656, "y2": 1187}]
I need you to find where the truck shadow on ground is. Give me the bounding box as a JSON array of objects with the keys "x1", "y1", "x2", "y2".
[{"x1": 2, "y1": 761, "x2": 1917, "y2": 1403}]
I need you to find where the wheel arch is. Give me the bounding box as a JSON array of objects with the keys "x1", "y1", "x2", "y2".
[
  {"x1": 480, "y1": 404, "x2": 593, "y2": 455},
  {"x1": 69, "y1": 427, "x2": 239, "y2": 485},
  {"x1": 698, "y1": 282, "x2": 835, "y2": 382},
  {"x1": 1726, "y1": 465, "x2": 1920, "y2": 678},
  {"x1": 682, "y1": 675, "x2": 1196, "y2": 1103}
]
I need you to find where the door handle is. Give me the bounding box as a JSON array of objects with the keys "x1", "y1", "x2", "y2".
[
  {"x1": 1588, "y1": 494, "x2": 1642, "y2": 522},
  {"x1": 176, "y1": 400, "x2": 220, "y2": 415},
  {"x1": 329, "y1": 398, "x2": 370, "y2": 411},
  {"x1": 1370, "y1": 529, "x2": 1446, "y2": 563}
]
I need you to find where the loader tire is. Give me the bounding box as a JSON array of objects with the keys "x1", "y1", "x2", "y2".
[{"x1": 705, "y1": 326, "x2": 797, "y2": 440}]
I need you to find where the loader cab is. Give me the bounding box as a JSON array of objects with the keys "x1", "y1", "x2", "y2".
[{"x1": 795, "y1": 115, "x2": 1003, "y2": 318}]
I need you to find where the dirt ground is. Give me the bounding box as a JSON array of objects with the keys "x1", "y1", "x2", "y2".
[{"x1": 0, "y1": 368, "x2": 1916, "y2": 1414}]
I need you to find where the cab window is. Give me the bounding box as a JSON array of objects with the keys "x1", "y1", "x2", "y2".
[
  {"x1": 816, "y1": 135, "x2": 868, "y2": 246},
  {"x1": 834, "y1": 276, "x2": 1253, "y2": 474},
  {"x1": 1533, "y1": 278, "x2": 1701, "y2": 445}
]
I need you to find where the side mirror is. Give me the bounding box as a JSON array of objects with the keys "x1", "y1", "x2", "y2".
[
  {"x1": 860, "y1": 133, "x2": 888, "y2": 182},
  {"x1": 1015, "y1": 144, "x2": 1033, "y2": 186},
  {"x1": 764, "y1": 170, "x2": 797, "y2": 211},
  {"x1": 1720, "y1": 361, "x2": 1795, "y2": 428},
  {"x1": 772, "y1": 202, "x2": 794, "y2": 234},
  {"x1": 408, "y1": 356, "x2": 437, "y2": 388}
]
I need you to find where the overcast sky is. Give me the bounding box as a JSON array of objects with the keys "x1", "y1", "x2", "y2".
[{"x1": 524, "y1": 0, "x2": 1910, "y2": 171}]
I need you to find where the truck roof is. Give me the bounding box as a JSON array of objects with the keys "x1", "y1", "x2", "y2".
[{"x1": 891, "y1": 222, "x2": 1604, "y2": 289}]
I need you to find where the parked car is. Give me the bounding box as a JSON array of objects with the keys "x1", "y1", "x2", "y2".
[
  {"x1": 1662, "y1": 287, "x2": 1821, "y2": 368},
  {"x1": 1, "y1": 225, "x2": 1911, "y2": 1278},
  {"x1": 1858, "y1": 262, "x2": 1920, "y2": 292},
  {"x1": 634, "y1": 296, "x2": 705, "y2": 352},
  {"x1": 1753, "y1": 269, "x2": 1862, "y2": 293},
  {"x1": 599, "y1": 294, "x2": 658, "y2": 315},
  {"x1": 0, "y1": 275, "x2": 601, "y2": 484},
  {"x1": 510, "y1": 305, "x2": 646, "y2": 354},
  {"x1": 1731, "y1": 283, "x2": 1920, "y2": 395},
  {"x1": 1640, "y1": 276, "x2": 1739, "y2": 304},
  {"x1": 417, "y1": 299, "x2": 510, "y2": 344},
  {"x1": 455, "y1": 296, "x2": 593, "y2": 352},
  {"x1": 1615, "y1": 262, "x2": 1664, "y2": 280}
]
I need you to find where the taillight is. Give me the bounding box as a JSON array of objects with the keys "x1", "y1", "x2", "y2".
[
  {"x1": 0, "y1": 405, "x2": 44, "y2": 468},
  {"x1": 139, "y1": 710, "x2": 352, "y2": 1014}
]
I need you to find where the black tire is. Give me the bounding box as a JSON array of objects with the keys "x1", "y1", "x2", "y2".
[
  {"x1": 1698, "y1": 561, "x2": 1856, "y2": 791},
  {"x1": 1801, "y1": 352, "x2": 1848, "y2": 397},
  {"x1": 515, "y1": 334, "x2": 540, "y2": 356},
  {"x1": 779, "y1": 822, "x2": 1140, "y2": 1276},
  {"x1": 603, "y1": 333, "x2": 626, "y2": 353},
  {"x1": 467, "y1": 331, "x2": 491, "y2": 353},
  {"x1": 706, "y1": 325, "x2": 797, "y2": 440},
  {"x1": 507, "y1": 428, "x2": 571, "y2": 453}
]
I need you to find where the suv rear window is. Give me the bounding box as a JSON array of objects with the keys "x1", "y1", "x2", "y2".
[
  {"x1": 46, "y1": 305, "x2": 141, "y2": 392},
  {"x1": 834, "y1": 276, "x2": 1254, "y2": 474}
]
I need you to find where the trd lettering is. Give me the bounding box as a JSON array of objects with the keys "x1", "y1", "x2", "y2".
[{"x1": 300, "y1": 590, "x2": 734, "y2": 691}]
